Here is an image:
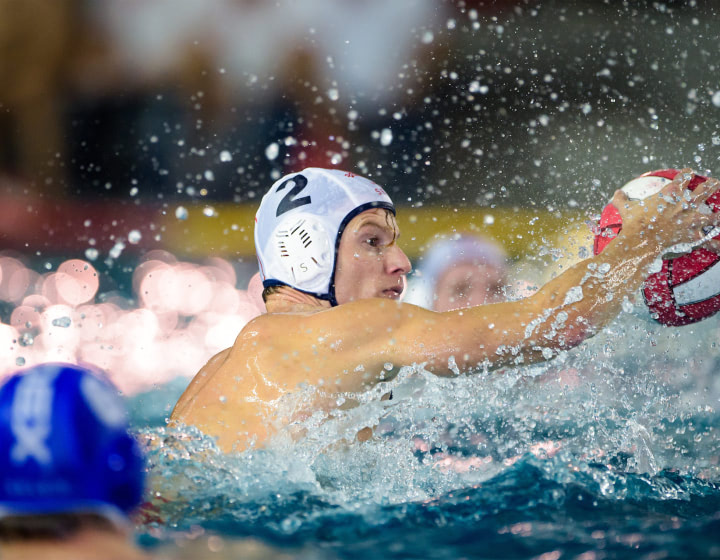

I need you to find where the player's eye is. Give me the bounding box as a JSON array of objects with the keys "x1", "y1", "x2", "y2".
[{"x1": 453, "y1": 282, "x2": 471, "y2": 297}]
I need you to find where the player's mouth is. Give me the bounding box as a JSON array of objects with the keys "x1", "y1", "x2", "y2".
[{"x1": 381, "y1": 286, "x2": 404, "y2": 299}]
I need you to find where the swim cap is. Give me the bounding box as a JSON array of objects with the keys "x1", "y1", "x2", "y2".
[
  {"x1": 254, "y1": 168, "x2": 395, "y2": 305},
  {"x1": 0, "y1": 363, "x2": 145, "y2": 527},
  {"x1": 417, "y1": 234, "x2": 508, "y2": 291}
]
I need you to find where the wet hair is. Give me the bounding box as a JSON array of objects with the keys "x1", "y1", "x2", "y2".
[
  {"x1": 0, "y1": 513, "x2": 117, "y2": 541},
  {"x1": 261, "y1": 284, "x2": 283, "y2": 302}
]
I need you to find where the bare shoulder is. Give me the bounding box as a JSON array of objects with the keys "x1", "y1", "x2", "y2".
[
  {"x1": 173, "y1": 299, "x2": 439, "y2": 417},
  {"x1": 238, "y1": 299, "x2": 419, "y2": 343},
  {"x1": 235, "y1": 299, "x2": 434, "y2": 390},
  {"x1": 170, "y1": 346, "x2": 232, "y2": 419}
]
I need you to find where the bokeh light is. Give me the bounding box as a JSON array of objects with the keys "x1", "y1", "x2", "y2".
[{"x1": 0, "y1": 255, "x2": 265, "y2": 394}]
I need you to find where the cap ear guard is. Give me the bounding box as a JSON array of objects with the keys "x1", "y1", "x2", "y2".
[{"x1": 270, "y1": 215, "x2": 334, "y2": 292}]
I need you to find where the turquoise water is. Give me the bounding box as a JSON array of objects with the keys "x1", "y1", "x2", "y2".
[{"x1": 130, "y1": 311, "x2": 720, "y2": 559}]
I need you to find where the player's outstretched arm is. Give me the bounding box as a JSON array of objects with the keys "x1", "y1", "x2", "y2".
[
  {"x1": 386, "y1": 171, "x2": 720, "y2": 374},
  {"x1": 270, "y1": 172, "x2": 719, "y2": 391}
]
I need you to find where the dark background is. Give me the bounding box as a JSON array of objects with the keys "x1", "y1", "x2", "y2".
[{"x1": 1, "y1": 0, "x2": 718, "y2": 271}]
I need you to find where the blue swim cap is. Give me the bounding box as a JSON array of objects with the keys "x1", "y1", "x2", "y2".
[{"x1": 0, "y1": 363, "x2": 145, "y2": 526}]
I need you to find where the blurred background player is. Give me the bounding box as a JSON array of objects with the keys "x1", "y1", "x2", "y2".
[
  {"x1": 0, "y1": 362, "x2": 148, "y2": 560},
  {"x1": 406, "y1": 233, "x2": 509, "y2": 311}
]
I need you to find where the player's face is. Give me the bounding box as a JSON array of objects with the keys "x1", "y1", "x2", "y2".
[
  {"x1": 334, "y1": 208, "x2": 411, "y2": 304},
  {"x1": 433, "y1": 262, "x2": 506, "y2": 312}
]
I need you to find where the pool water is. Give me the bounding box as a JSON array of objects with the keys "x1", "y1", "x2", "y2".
[{"x1": 130, "y1": 311, "x2": 720, "y2": 559}]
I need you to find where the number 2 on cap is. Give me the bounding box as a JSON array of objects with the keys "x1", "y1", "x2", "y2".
[{"x1": 276, "y1": 174, "x2": 311, "y2": 217}]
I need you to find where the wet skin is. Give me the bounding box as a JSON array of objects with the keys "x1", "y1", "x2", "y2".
[{"x1": 171, "y1": 174, "x2": 720, "y2": 452}]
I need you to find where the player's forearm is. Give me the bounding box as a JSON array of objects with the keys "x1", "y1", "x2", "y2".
[
  {"x1": 406, "y1": 227, "x2": 662, "y2": 374},
  {"x1": 509, "y1": 224, "x2": 663, "y2": 362}
]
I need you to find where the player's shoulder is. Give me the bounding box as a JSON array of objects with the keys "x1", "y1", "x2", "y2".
[
  {"x1": 234, "y1": 299, "x2": 432, "y2": 344},
  {"x1": 230, "y1": 308, "x2": 327, "y2": 349},
  {"x1": 309, "y1": 298, "x2": 434, "y2": 336}
]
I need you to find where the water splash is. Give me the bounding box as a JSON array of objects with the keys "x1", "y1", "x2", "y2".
[{"x1": 133, "y1": 308, "x2": 720, "y2": 557}]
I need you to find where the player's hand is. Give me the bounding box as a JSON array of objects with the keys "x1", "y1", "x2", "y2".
[{"x1": 613, "y1": 168, "x2": 720, "y2": 251}]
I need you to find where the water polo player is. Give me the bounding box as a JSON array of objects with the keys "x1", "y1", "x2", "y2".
[
  {"x1": 171, "y1": 167, "x2": 720, "y2": 452},
  {"x1": 409, "y1": 233, "x2": 509, "y2": 311},
  {"x1": 0, "y1": 363, "x2": 147, "y2": 560}
]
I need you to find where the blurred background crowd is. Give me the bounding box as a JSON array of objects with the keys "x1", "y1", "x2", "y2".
[{"x1": 0, "y1": 0, "x2": 719, "y2": 391}]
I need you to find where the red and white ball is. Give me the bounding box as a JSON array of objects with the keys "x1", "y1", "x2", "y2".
[{"x1": 593, "y1": 169, "x2": 720, "y2": 326}]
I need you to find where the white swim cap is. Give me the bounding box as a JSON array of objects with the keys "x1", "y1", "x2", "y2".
[
  {"x1": 254, "y1": 168, "x2": 395, "y2": 305},
  {"x1": 404, "y1": 234, "x2": 508, "y2": 309},
  {"x1": 418, "y1": 234, "x2": 508, "y2": 291}
]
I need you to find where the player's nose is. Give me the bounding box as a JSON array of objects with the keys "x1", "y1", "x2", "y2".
[{"x1": 386, "y1": 244, "x2": 412, "y2": 276}]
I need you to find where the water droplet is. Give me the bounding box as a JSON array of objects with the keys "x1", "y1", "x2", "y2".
[
  {"x1": 128, "y1": 230, "x2": 142, "y2": 244},
  {"x1": 203, "y1": 206, "x2": 217, "y2": 217},
  {"x1": 220, "y1": 150, "x2": 232, "y2": 162},
  {"x1": 52, "y1": 317, "x2": 72, "y2": 328},
  {"x1": 421, "y1": 30, "x2": 434, "y2": 44},
  {"x1": 175, "y1": 206, "x2": 189, "y2": 220},
  {"x1": 712, "y1": 91, "x2": 720, "y2": 108},
  {"x1": 327, "y1": 88, "x2": 339, "y2": 101},
  {"x1": 85, "y1": 248, "x2": 99, "y2": 261},
  {"x1": 380, "y1": 128, "x2": 393, "y2": 146},
  {"x1": 15, "y1": 357, "x2": 25, "y2": 367},
  {"x1": 265, "y1": 142, "x2": 280, "y2": 161},
  {"x1": 622, "y1": 297, "x2": 635, "y2": 314},
  {"x1": 109, "y1": 241, "x2": 125, "y2": 260}
]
